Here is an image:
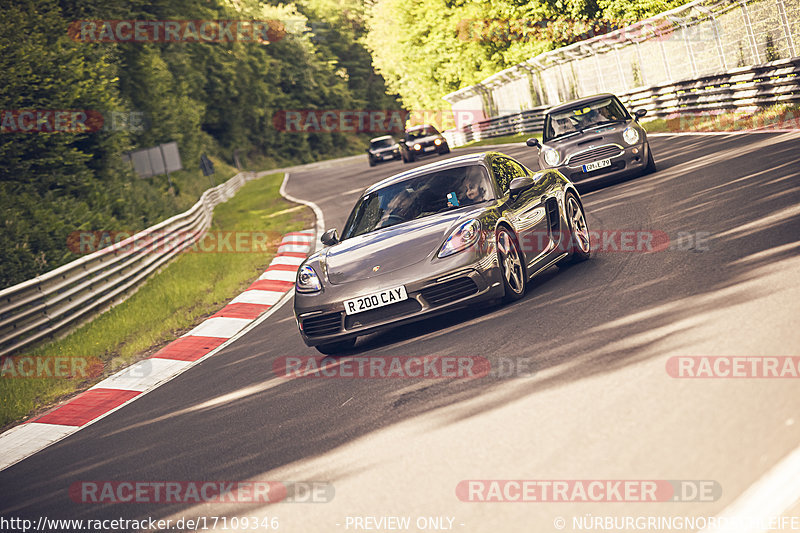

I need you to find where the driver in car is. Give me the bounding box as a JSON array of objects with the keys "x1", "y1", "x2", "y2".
[{"x1": 379, "y1": 188, "x2": 416, "y2": 227}]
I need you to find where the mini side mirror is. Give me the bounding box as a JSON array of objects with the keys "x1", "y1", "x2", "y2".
[
  {"x1": 321, "y1": 229, "x2": 339, "y2": 246},
  {"x1": 634, "y1": 109, "x2": 647, "y2": 118},
  {"x1": 526, "y1": 138, "x2": 541, "y2": 148}
]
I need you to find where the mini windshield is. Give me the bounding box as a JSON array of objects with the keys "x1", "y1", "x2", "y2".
[
  {"x1": 370, "y1": 138, "x2": 395, "y2": 149},
  {"x1": 544, "y1": 97, "x2": 629, "y2": 141},
  {"x1": 405, "y1": 126, "x2": 439, "y2": 140},
  {"x1": 341, "y1": 165, "x2": 493, "y2": 239}
]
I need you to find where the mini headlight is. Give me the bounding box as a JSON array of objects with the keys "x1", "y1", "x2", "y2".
[
  {"x1": 438, "y1": 219, "x2": 481, "y2": 258},
  {"x1": 434, "y1": 138, "x2": 443, "y2": 146},
  {"x1": 543, "y1": 148, "x2": 560, "y2": 167},
  {"x1": 623, "y1": 126, "x2": 640, "y2": 145},
  {"x1": 296, "y1": 265, "x2": 322, "y2": 293},
  {"x1": 413, "y1": 143, "x2": 422, "y2": 151}
]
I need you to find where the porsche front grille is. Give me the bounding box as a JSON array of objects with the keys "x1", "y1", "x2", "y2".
[
  {"x1": 302, "y1": 313, "x2": 343, "y2": 336},
  {"x1": 421, "y1": 277, "x2": 479, "y2": 306},
  {"x1": 344, "y1": 299, "x2": 422, "y2": 329}
]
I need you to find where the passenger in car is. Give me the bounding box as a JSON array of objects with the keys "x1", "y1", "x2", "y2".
[{"x1": 460, "y1": 171, "x2": 487, "y2": 204}]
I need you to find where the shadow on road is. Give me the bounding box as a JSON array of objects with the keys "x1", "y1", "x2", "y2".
[{"x1": 1, "y1": 133, "x2": 799, "y2": 526}]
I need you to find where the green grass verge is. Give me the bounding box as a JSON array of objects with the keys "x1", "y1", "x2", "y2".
[
  {"x1": 642, "y1": 104, "x2": 800, "y2": 133},
  {"x1": 0, "y1": 172, "x2": 313, "y2": 428},
  {"x1": 458, "y1": 132, "x2": 541, "y2": 148}
]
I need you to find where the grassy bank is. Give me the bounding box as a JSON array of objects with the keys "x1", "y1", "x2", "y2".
[
  {"x1": 642, "y1": 104, "x2": 800, "y2": 133},
  {"x1": 458, "y1": 132, "x2": 541, "y2": 148},
  {"x1": 0, "y1": 172, "x2": 312, "y2": 428}
]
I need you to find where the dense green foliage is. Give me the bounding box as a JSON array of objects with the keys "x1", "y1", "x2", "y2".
[
  {"x1": 365, "y1": 0, "x2": 691, "y2": 110},
  {"x1": 1, "y1": 0, "x2": 690, "y2": 288},
  {"x1": 0, "y1": 0, "x2": 398, "y2": 288}
]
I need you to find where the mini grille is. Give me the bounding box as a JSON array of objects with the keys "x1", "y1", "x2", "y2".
[{"x1": 567, "y1": 145, "x2": 621, "y2": 165}]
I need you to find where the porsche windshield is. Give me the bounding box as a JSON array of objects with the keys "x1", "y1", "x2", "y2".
[
  {"x1": 544, "y1": 97, "x2": 629, "y2": 141},
  {"x1": 341, "y1": 165, "x2": 493, "y2": 239}
]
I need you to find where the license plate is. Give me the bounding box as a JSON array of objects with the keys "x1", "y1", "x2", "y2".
[
  {"x1": 582, "y1": 158, "x2": 611, "y2": 172},
  {"x1": 424, "y1": 146, "x2": 436, "y2": 152},
  {"x1": 344, "y1": 286, "x2": 408, "y2": 315},
  {"x1": 382, "y1": 154, "x2": 393, "y2": 160}
]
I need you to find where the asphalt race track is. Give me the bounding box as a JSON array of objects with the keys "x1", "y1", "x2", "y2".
[{"x1": 1, "y1": 132, "x2": 799, "y2": 532}]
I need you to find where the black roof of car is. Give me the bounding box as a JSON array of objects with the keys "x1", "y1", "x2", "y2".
[{"x1": 546, "y1": 93, "x2": 619, "y2": 115}]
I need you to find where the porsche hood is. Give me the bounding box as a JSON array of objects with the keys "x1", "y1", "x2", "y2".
[{"x1": 321, "y1": 209, "x2": 483, "y2": 285}]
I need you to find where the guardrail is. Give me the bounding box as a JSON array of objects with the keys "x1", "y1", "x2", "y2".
[
  {"x1": 443, "y1": 106, "x2": 549, "y2": 146},
  {"x1": 620, "y1": 56, "x2": 800, "y2": 117},
  {"x1": 443, "y1": 56, "x2": 800, "y2": 146},
  {"x1": 0, "y1": 171, "x2": 256, "y2": 357}
]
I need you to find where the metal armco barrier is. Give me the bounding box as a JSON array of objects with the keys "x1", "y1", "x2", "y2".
[
  {"x1": 0, "y1": 171, "x2": 255, "y2": 357},
  {"x1": 443, "y1": 57, "x2": 800, "y2": 146},
  {"x1": 442, "y1": 0, "x2": 800, "y2": 146},
  {"x1": 619, "y1": 57, "x2": 800, "y2": 117}
]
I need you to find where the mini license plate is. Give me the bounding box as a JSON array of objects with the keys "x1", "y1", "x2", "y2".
[
  {"x1": 582, "y1": 158, "x2": 611, "y2": 172},
  {"x1": 424, "y1": 145, "x2": 436, "y2": 152},
  {"x1": 344, "y1": 286, "x2": 408, "y2": 315}
]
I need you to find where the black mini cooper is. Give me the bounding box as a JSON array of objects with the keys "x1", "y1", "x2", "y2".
[
  {"x1": 527, "y1": 94, "x2": 656, "y2": 189},
  {"x1": 399, "y1": 124, "x2": 450, "y2": 163},
  {"x1": 367, "y1": 135, "x2": 401, "y2": 167}
]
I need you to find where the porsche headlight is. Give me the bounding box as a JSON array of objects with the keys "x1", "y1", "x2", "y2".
[
  {"x1": 438, "y1": 219, "x2": 481, "y2": 258},
  {"x1": 543, "y1": 148, "x2": 561, "y2": 167},
  {"x1": 296, "y1": 265, "x2": 322, "y2": 293},
  {"x1": 623, "y1": 126, "x2": 640, "y2": 145}
]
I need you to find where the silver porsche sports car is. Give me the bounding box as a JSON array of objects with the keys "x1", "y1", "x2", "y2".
[{"x1": 294, "y1": 152, "x2": 591, "y2": 354}]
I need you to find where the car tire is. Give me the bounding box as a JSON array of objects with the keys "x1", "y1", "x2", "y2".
[
  {"x1": 315, "y1": 338, "x2": 357, "y2": 355},
  {"x1": 559, "y1": 192, "x2": 591, "y2": 265},
  {"x1": 441, "y1": 144, "x2": 450, "y2": 154},
  {"x1": 643, "y1": 145, "x2": 656, "y2": 174},
  {"x1": 369, "y1": 157, "x2": 376, "y2": 167},
  {"x1": 496, "y1": 227, "x2": 527, "y2": 302}
]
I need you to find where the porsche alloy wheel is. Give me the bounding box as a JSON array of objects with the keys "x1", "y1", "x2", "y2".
[
  {"x1": 564, "y1": 192, "x2": 590, "y2": 263},
  {"x1": 497, "y1": 228, "x2": 526, "y2": 301}
]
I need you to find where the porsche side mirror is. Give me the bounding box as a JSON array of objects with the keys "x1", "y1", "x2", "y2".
[
  {"x1": 321, "y1": 229, "x2": 339, "y2": 246},
  {"x1": 634, "y1": 109, "x2": 647, "y2": 118},
  {"x1": 508, "y1": 177, "x2": 534, "y2": 199},
  {"x1": 526, "y1": 138, "x2": 541, "y2": 148}
]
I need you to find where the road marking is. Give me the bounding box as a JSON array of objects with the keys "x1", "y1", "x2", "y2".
[
  {"x1": 700, "y1": 445, "x2": 800, "y2": 533},
  {"x1": 258, "y1": 269, "x2": 297, "y2": 282},
  {"x1": 0, "y1": 228, "x2": 313, "y2": 473},
  {"x1": 89, "y1": 358, "x2": 192, "y2": 392},
  {"x1": 182, "y1": 316, "x2": 252, "y2": 339},
  {"x1": 270, "y1": 255, "x2": 307, "y2": 266},
  {"x1": 231, "y1": 289, "x2": 284, "y2": 306}
]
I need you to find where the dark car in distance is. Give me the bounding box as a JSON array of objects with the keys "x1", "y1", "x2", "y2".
[
  {"x1": 367, "y1": 135, "x2": 401, "y2": 167},
  {"x1": 293, "y1": 152, "x2": 591, "y2": 354},
  {"x1": 399, "y1": 124, "x2": 450, "y2": 163},
  {"x1": 527, "y1": 93, "x2": 656, "y2": 189}
]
